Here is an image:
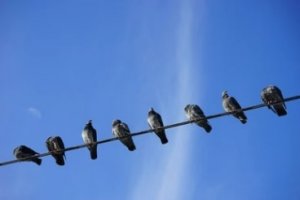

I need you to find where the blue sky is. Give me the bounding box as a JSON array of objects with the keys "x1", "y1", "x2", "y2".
[{"x1": 0, "y1": 0, "x2": 299, "y2": 199}]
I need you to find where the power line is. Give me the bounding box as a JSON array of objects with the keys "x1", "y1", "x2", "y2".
[{"x1": 1, "y1": 95, "x2": 299, "y2": 167}]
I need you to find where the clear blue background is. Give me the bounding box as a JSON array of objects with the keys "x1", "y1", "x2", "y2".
[{"x1": 0, "y1": 0, "x2": 299, "y2": 199}]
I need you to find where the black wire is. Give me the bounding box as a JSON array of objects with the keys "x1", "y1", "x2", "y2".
[{"x1": 1, "y1": 95, "x2": 299, "y2": 167}]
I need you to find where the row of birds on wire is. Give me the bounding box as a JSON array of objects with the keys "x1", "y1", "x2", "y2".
[{"x1": 12, "y1": 85, "x2": 288, "y2": 166}]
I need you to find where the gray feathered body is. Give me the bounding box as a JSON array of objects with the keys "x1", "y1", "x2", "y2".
[
  {"x1": 46, "y1": 136, "x2": 66, "y2": 166},
  {"x1": 261, "y1": 85, "x2": 287, "y2": 116},
  {"x1": 185, "y1": 104, "x2": 212, "y2": 133},
  {"x1": 82, "y1": 121, "x2": 98, "y2": 160},
  {"x1": 222, "y1": 95, "x2": 247, "y2": 124},
  {"x1": 147, "y1": 109, "x2": 168, "y2": 144},
  {"x1": 13, "y1": 145, "x2": 42, "y2": 165},
  {"x1": 112, "y1": 120, "x2": 136, "y2": 151}
]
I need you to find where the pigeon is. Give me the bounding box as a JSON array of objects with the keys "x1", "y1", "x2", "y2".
[
  {"x1": 184, "y1": 104, "x2": 212, "y2": 133},
  {"x1": 147, "y1": 108, "x2": 168, "y2": 144},
  {"x1": 82, "y1": 120, "x2": 98, "y2": 160},
  {"x1": 13, "y1": 145, "x2": 42, "y2": 165},
  {"x1": 112, "y1": 119, "x2": 136, "y2": 151},
  {"x1": 261, "y1": 85, "x2": 287, "y2": 116},
  {"x1": 46, "y1": 136, "x2": 66, "y2": 166},
  {"x1": 222, "y1": 91, "x2": 247, "y2": 124}
]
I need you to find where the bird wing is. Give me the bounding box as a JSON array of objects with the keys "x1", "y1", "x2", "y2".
[
  {"x1": 192, "y1": 105, "x2": 204, "y2": 117},
  {"x1": 91, "y1": 127, "x2": 97, "y2": 142},
  {"x1": 22, "y1": 146, "x2": 39, "y2": 156},
  {"x1": 120, "y1": 123, "x2": 130, "y2": 135},
  {"x1": 156, "y1": 113, "x2": 164, "y2": 127},
  {"x1": 274, "y1": 86, "x2": 286, "y2": 108},
  {"x1": 228, "y1": 96, "x2": 242, "y2": 110},
  {"x1": 54, "y1": 136, "x2": 66, "y2": 159},
  {"x1": 275, "y1": 87, "x2": 284, "y2": 100},
  {"x1": 55, "y1": 137, "x2": 65, "y2": 151}
]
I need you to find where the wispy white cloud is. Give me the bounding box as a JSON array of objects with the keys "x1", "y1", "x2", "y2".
[
  {"x1": 130, "y1": 0, "x2": 202, "y2": 199},
  {"x1": 155, "y1": 130, "x2": 193, "y2": 200},
  {"x1": 27, "y1": 107, "x2": 42, "y2": 119}
]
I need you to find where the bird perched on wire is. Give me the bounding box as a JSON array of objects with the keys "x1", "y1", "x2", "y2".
[
  {"x1": 222, "y1": 91, "x2": 247, "y2": 124},
  {"x1": 261, "y1": 85, "x2": 287, "y2": 116},
  {"x1": 147, "y1": 107, "x2": 168, "y2": 144},
  {"x1": 13, "y1": 145, "x2": 42, "y2": 165},
  {"x1": 184, "y1": 104, "x2": 212, "y2": 133},
  {"x1": 46, "y1": 136, "x2": 66, "y2": 166},
  {"x1": 112, "y1": 119, "x2": 136, "y2": 151},
  {"x1": 82, "y1": 120, "x2": 98, "y2": 160}
]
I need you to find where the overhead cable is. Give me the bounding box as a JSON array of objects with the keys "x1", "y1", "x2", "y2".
[{"x1": 0, "y1": 95, "x2": 299, "y2": 167}]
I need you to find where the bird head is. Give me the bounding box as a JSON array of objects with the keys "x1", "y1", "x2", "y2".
[
  {"x1": 148, "y1": 107, "x2": 155, "y2": 114},
  {"x1": 112, "y1": 119, "x2": 121, "y2": 127},
  {"x1": 184, "y1": 104, "x2": 191, "y2": 112},
  {"x1": 46, "y1": 136, "x2": 53, "y2": 143},
  {"x1": 13, "y1": 146, "x2": 19, "y2": 155},
  {"x1": 222, "y1": 91, "x2": 229, "y2": 99}
]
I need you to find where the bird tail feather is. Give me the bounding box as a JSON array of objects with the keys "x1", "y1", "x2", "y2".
[
  {"x1": 56, "y1": 157, "x2": 65, "y2": 166},
  {"x1": 240, "y1": 118, "x2": 247, "y2": 124},
  {"x1": 238, "y1": 113, "x2": 247, "y2": 124},
  {"x1": 160, "y1": 136, "x2": 168, "y2": 144},
  {"x1": 274, "y1": 105, "x2": 287, "y2": 116},
  {"x1": 90, "y1": 147, "x2": 97, "y2": 160},
  {"x1": 203, "y1": 124, "x2": 212, "y2": 133},
  {"x1": 196, "y1": 121, "x2": 212, "y2": 133},
  {"x1": 128, "y1": 143, "x2": 136, "y2": 151},
  {"x1": 33, "y1": 158, "x2": 42, "y2": 166}
]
